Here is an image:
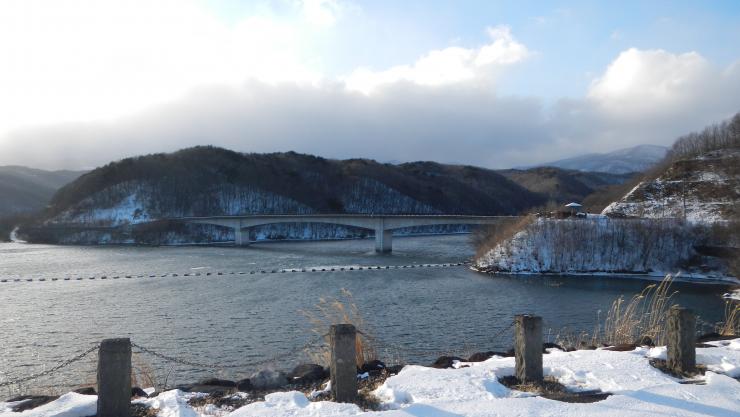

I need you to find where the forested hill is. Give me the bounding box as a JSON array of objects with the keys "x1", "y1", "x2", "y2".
[
  {"x1": 18, "y1": 147, "x2": 639, "y2": 244},
  {"x1": 42, "y1": 147, "x2": 542, "y2": 226},
  {"x1": 0, "y1": 166, "x2": 85, "y2": 217}
]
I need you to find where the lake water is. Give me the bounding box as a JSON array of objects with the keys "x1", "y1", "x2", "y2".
[{"x1": 0, "y1": 235, "x2": 733, "y2": 393}]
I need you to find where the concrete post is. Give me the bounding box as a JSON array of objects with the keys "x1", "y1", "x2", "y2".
[
  {"x1": 330, "y1": 324, "x2": 357, "y2": 403},
  {"x1": 97, "y1": 338, "x2": 131, "y2": 417},
  {"x1": 514, "y1": 315, "x2": 543, "y2": 383},
  {"x1": 667, "y1": 306, "x2": 696, "y2": 374}
]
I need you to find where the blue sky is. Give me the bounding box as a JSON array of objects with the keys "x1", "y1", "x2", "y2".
[
  {"x1": 0, "y1": 0, "x2": 738, "y2": 169},
  {"x1": 208, "y1": 0, "x2": 740, "y2": 97}
]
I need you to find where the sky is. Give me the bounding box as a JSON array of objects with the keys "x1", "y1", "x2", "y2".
[{"x1": 0, "y1": 0, "x2": 739, "y2": 170}]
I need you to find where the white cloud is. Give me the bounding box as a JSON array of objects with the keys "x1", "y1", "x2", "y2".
[
  {"x1": 2, "y1": 46, "x2": 739, "y2": 170},
  {"x1": 588, "y1": 48, "x2": 713, "y2": 117},
  {"x1": 0, "y1": 0, "x2": 737, "y2": 173},
  {"x1": 0, "y1": 0, "x2": 321, "y2": 135},
  {"x1": 550, "y1": 48, "x2": 740, "y2": 156},
  {"x1": 301, "y1": 0, "x2": 341, "y2": 27},
  {"x1": 343, "y1": 26, "x2": 530, "y2": 94}
]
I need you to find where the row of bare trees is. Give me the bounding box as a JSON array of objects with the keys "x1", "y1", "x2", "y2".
[{"x1": 670, "y1": 113, "x2": 740, "y2": 160}]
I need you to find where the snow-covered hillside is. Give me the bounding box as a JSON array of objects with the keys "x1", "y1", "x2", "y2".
[
  {"x1": 603, "y1": 149, "x2": 739, "y2": 223},
  {"x1": 472, "y1": 217, "x2": 736, "y2": 280},
  {"x1": 23, "y1": 147, "x2": 546, "y2": 244},
  {"x1": 4, "y1": 338, "x2": 739, "y2": 417},
  {"x1": 38, "y1": 178, "x2": 458, "y2": 244},
  {"x1": 50, "y1": 182, "x2": 315, "y2": 226}
]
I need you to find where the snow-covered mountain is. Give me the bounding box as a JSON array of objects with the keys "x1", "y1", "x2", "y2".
[
  {"x1": 603, "y1": 149, "x2": 739, "y2": 223},
  {"x1": 535, "y1": 144, "x2": 668, "y2": 174}
]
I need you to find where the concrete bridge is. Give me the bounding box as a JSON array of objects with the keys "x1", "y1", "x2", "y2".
[{"x1": 177, "y1": 214, "x2": 516, "y2": 253}]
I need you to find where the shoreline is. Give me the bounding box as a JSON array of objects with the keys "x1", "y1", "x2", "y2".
[{"x1": 470, "y1": 266, "x2": 740, "y2": 286}]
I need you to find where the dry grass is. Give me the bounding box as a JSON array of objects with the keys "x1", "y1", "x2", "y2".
[
  {"x1": 472, "y1": 215, "x2": 535, "y2": 259},
  {"x1": 132, "y1": 352, "x2": 162, "y2": 390},
  {"x1": 554, "y1": 275, "x2": 679, "y2": 349},
  {"x1": 553, "y1": 328, "x2": 599, "y2": 351},
  {"x1": 498, "y1": 375, "x2": 610, "y2": 403},
  {"x1": 301, "y1": 288, "x2": 378, "y2": 367},
  {"x1": 599, "y1": 275, "x2": 677, "y2": 346},
  {"x1": 717, "y1": 300, "x2": 739, "y2": 336}
]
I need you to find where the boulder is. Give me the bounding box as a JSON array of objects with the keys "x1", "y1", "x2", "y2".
[
  {"x1": 175, "y1": 384, "x2": 235, "y2": 395},
  {"x1": 543, "y1": 342, "x2": 564, "y2": 353},
  {"x1": 360, "y1": 360, "x2": 386, "y2": 375},
  {"x1": 6, "y1": 395, "x2": 58, "y2": 412},
  {"x1": 431, "y1": 356, "x2": 464, "y2": 369},
  {"x1": 467, "y1": 351, "x2": 495, "y2": 362},
  {"x1": 250, "y1": 369, "x2": 288, "y2": 390},
  {"x1": 73, "y1": 387, "x2": 96, "y2": 395},
  {"x1": 131, "y1": 387, "x2": 148, "y2": 398},
  {"x1": 386, "y1": 364, "x2": 405, "y2": 375},
  {"x1": 236, "y1": 378, "x2": 253, "y2": 391},
  {"x1": 603, "y1": 344, "x2": 637, "y2": 352},
  {"x1": 698, "y1": 332, "x2": 722, "y2": 342},
  {"x1": 288, "y1": 364, "x2": 328, "y2": 384},
  {"x1": 697, "y1": 332, "x2": 737, "y2": 343},
  {"x1": 197, "y1": 378, "x2": 236, "y2": 387},
  {"x1": 635, "y1": 335, "x2": 655, "y2": 347}
]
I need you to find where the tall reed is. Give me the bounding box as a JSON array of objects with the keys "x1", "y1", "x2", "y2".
[
  {"x1": 717, "y1": 300, "x2": 739, "y2": 336},
  {"x1": 302, "y1": 288, "x2": 377, "y2": 367},
  {"x1": 600, "y1": 275, "x2": 677, "y2": 345}
]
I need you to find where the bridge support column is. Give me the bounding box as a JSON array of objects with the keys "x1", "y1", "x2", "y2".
[
  {"x1": 234, "y1": 227, "x2": 249, "y2": 247},
  {"x1": 375, "y1": 229, "x2": 392, "y2": 253}
]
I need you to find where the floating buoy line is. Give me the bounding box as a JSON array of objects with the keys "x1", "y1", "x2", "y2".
[{"x1": 0, "y1": 262, "x2": 471, "y2": 284}]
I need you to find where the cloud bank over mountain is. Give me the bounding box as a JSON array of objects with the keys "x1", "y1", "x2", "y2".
[{"x1": 0, "y1": 0, "x2": 738, "y2": 169}]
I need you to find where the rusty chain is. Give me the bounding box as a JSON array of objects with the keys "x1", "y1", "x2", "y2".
[
  {"x1": 0, "y1": 344, "x2": 99, "y2": 388},
  {"x1": 0, "y1": 320, "x2": 511, "y2": 389},
  {"x1": 131, "y1": 335, "x2": 326, "y2": 372}
]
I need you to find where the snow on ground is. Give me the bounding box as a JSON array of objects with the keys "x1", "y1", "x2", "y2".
[
  {"x1": 2, "y1": 339, "x2": 738, "y2": 417},
  {"x1": 0, "y1": 393, "x2": 96, "y2": 417}
]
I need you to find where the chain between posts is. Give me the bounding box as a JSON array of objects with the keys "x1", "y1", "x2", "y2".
[
  {"x1": 357, "y1": 320, "x2": 515, "y2": 360},
  {"x1": 0, "y1": 320, "x2": 512, "y2": 390},
  {"x1": 0, "y1": 344, "x2": 99, "y2": 388},
  {"x1": 131, "y1": 334, "x2": 326, "y2": 372}
]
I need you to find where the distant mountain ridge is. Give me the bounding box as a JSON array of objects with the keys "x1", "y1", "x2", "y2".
[
  {"x1": 533, "y1": 144, "x2": 669, "y2": 174},
  {"x1": 19, "y1": 147, "x2": 632, "y2": 244},
  {"x1": 497, "y1": 167, "x2": 632, "y2": 207},
  {"x1": 0, "y1": 166, "x2": 86, "y2": 217}
]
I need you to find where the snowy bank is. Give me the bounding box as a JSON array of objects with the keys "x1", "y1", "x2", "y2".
[
  {"x1": 474, "y1": 217, "x2": 738, "y2": 283},
  {"x1": 3, "y1": 339, "x2": 739, "y2": 417}
]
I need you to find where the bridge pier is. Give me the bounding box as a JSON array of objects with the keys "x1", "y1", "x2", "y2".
[
  {"x1": 234, "y1": 227, "x2": 249, "y2": 246},
  {"x1": 375, "y1": 229, "x2": 392, "y2": 253}
]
